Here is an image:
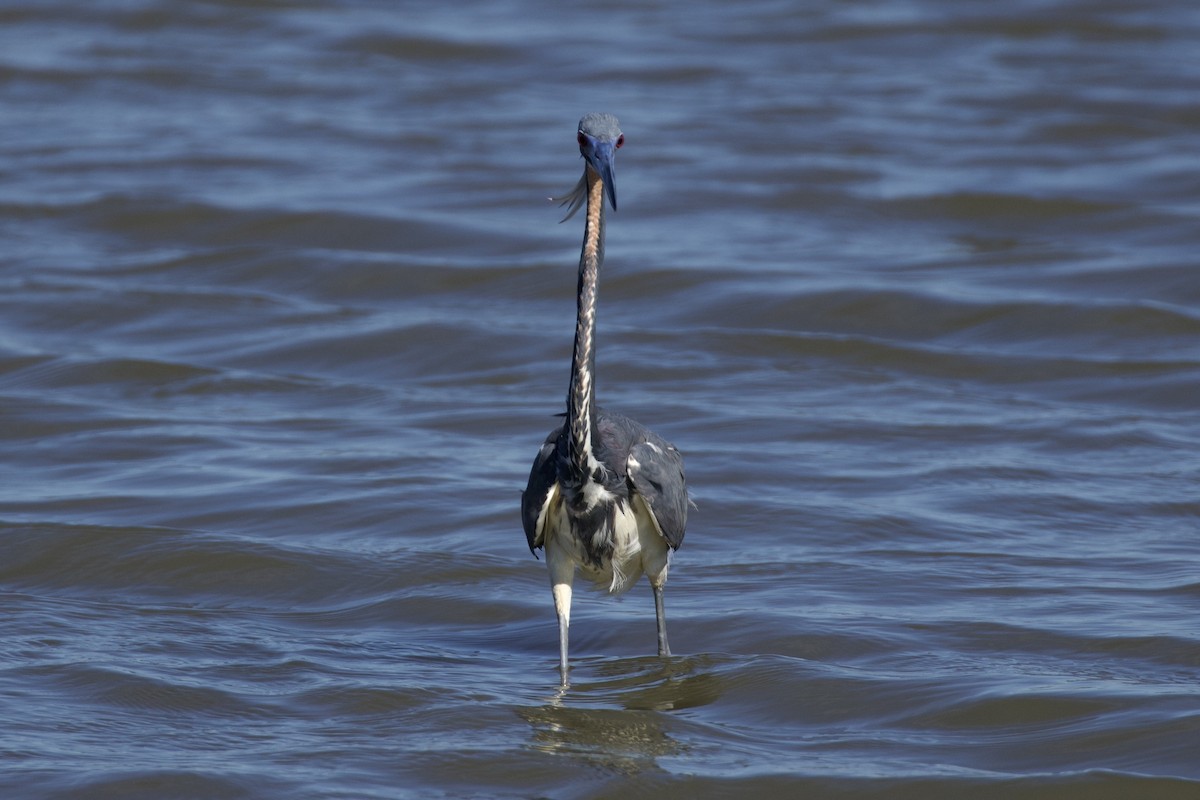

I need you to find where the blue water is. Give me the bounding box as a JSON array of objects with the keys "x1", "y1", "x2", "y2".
[{"x1": 1, "y1": 1, "x2": 1198, "y2": 798}]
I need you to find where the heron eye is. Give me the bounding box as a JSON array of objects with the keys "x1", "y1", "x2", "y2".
[
  {"x1": 577, "y1": 132, "x2": 588, "y2": 147},
  {"x1": 615, "y1": 134, "x2": 624, "y2": 149}
]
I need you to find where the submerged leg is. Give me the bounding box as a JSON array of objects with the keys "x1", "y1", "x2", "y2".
[{"x1": 652, "y1": 582, "x2": 670, "y2": 657}]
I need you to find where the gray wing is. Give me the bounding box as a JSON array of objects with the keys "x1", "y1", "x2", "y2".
[
  {"x1": 626, "y1": 437, "x2": 688, "y2": 551},
  {"x1": 521, "y1": 426, "x2": 561, "y2": 555}
]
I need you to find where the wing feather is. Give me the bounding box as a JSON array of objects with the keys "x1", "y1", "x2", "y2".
[
  {"x1": 521, "y1": 427, "x2": 561, "y2": 555},
  {"x1": 626, "y1": 439, "x2": 688, "y2": 550}
]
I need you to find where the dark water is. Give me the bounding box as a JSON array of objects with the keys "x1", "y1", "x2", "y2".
[{"x1": 2, "y1": 1, "x2": 1199, "y2": 797}]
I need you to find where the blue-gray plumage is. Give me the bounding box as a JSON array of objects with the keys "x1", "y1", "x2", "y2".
[{"x1": 521, "y1": 113, "x2": 689, "y2": 685}]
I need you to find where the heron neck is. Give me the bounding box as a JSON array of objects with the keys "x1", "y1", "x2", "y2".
[{"x1": 566, "y1": 167, "x2": 605, "y2": 478}]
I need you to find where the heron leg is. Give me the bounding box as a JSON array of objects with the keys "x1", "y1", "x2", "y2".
[
  {"x1": 652, "y1": 582, "x2": 670, "y2": 657},
  {"x1": 558, "y1": 614, "x2": 570, "y2": 684},
  {"x1": 553, "y1": 584, "x2": 571, "y2": 685},
  {"x1": 548, "y1": 547, "x2": 575, "y2": 685}
]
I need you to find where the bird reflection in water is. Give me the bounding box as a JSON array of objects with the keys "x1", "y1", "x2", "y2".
[{"x1": 518, "y1": 655, "x2": 723, "y2": 772}]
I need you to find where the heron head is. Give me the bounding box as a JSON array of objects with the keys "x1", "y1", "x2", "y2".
[{"x1": 577, "y1": 113, "x2": 623, "y2": 211}]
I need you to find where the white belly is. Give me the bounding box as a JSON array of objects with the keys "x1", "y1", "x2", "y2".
[{"x1": 546, "y1": 496, "x2": 670, "y2": 595}]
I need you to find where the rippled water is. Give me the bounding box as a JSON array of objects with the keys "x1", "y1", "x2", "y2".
[{"x1": 2, "y1": 1, "x2": 1199, "y2": 798}]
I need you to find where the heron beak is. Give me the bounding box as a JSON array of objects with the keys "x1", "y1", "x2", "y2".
[{"x1": 585, "y1": 140, "x2": 618, "y2": 212}]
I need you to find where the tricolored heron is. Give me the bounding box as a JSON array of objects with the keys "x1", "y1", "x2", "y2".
[{"x1": 521, "y1": 113, "x2": 689, "y2": 685}]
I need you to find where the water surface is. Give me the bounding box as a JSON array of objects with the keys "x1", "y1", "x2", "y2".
[{"x1": 1, "y1": 1, "x2": 1199, "y2": 798}]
